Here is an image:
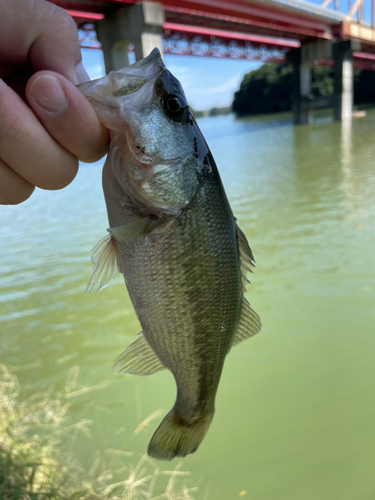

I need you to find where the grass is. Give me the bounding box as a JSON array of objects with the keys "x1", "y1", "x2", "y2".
[{"x1": 0, "y1": 364, "x2": 197, "y2": 500}]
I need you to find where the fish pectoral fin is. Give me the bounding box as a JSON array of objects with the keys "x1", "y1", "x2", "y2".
[
  {"x1": 86, "y1": 234, "x2": 121, "y2": 294},
  {"x1": 232, "y1": 298, "x2": 262, "y2": 348},
  {"x1": 113, "y1": 332, "x2": 166, "y2": 376},
  {"x1": 108, "y1": 218, "x2": 157, "y2": 244}
]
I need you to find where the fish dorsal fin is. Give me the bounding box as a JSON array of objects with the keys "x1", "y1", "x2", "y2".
[
  {"x1": 236, "y1": 224, "x2": 255, "y2": 290},
  {"x1": 113, "y1": 332, "x2": 166, "y2": 376},
  {"x1": 231, "y1": 224, "x2": 262, "y2": 347},
  {"x1": 232, "y1": 297, "x2": 262, "y2": 347},
  {"x1": 86, "y1": 234, "x2": 121, "y2": 294}
]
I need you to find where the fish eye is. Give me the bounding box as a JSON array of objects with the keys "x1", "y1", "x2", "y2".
[
  {"x1": 162, "y1": 94, "x2": 189, "y2": 123},
  {"x1": 166, "y1": 97, "x2": 180, "y2": 113}
]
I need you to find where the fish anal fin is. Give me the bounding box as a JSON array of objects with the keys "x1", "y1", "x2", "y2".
[
  {"x1": 232, "y1": 297, "x2": 262, "y2": 348},
  {"x1": 113, "y1": 332, "x2": 166, "y2": 376},
  {"x1": 86, "y1": 234, "x2": 120, "y2": 294}
]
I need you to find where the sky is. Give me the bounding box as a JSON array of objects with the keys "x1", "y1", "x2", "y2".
[
  {"x1": 81, "y1": 49, "x2": 263, "y2": 111},
  {"x1": 307, "y1": 0, "x2": 372, "y2": 21},
  {"x1": 79, "y1": 0, "x2": 372, "y2": 110}
]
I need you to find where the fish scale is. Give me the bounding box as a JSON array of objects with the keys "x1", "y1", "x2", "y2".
[
  {"x1": 118, "y1": 172, "x2": 242, "y2": 431},
  {"x1": 79, "y1": 48, "x2": 261, "y2": 461}
]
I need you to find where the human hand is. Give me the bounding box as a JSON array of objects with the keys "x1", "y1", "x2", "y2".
[{"x1": 0, "y1": 0, "x2": 109, "y2": 205}]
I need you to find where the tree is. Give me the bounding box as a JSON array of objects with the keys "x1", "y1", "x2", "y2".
[
  {"x1": 232, "y1": 64, "x2": 293, "y2": 116},
  {"x1": 232, "y1": 63, "x2": 375, "y2": 116}
]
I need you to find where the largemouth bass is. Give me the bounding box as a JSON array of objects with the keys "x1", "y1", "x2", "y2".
[{"x1": 78, "y1": 49, "x2": 261, "y2": 461}]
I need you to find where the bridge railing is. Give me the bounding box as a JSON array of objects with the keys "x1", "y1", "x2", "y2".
[{"x1": 320, "y1": 0, "x2": 374, "y2": 27}]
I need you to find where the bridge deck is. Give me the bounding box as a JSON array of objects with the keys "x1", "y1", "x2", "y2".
[{"x1": 53, "y1": 0, "x2": 375, "y2": 51}]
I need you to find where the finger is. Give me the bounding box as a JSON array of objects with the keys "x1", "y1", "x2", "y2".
[
  {"x1": 30, "y1": 2, "x2": 87, "y2": 84},
  {"x1": 0, "y1": 79, "x2": 78, "y2": 190},
  {"x1": 27, "y1": 71, "x2": 109, "y2": 163},
  {"x1": 0, "y1": 158, "x2": 35, "y2": 205},
  {"x1": 2, "y1": 0, "x2": 86, "y2": 84}
]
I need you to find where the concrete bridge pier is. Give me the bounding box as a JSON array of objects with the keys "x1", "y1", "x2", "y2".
[
  {"x1": 289, "y1": 39, "x2": 359, "y2": 124},
  {"x1": 333, "y1": 40, "x2": 356, "y2": 122},
  {"x1": 289, "y1": 48, "x2": 312, "y2": 125},
  {"x1": 288, "y1": 40, "x2": 333, "y2": 125},
  {"x1": 95, "y1": 1, "x2": 164, "y2": 72}
]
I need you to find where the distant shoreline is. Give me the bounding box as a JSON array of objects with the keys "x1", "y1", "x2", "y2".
[
  {"x1": 192, "y1": 102, "x2": 374, "y2": 121},
  {"x1": 192, "y1": 105, "x2": 232, "y2": 118}
]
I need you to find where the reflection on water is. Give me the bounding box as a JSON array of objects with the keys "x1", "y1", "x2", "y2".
[{"x1": 1, "y1": 111, "x2": 375, "y2": 500}]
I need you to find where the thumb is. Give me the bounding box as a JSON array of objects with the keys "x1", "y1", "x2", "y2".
[{"x1": 27, "y1": 71, "x2": 109, "y2": 163}]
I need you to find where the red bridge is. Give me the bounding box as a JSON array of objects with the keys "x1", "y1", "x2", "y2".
[{"x1": 50, "y1": 0, "x2": 375, "y2": 122}]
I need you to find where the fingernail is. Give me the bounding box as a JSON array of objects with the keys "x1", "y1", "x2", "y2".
[
  {"x1": 76, "y1": 62, "x2": 90, "y2": 84},
  {"x1": 29, "y1": 75, "x2": 68, "y2": 113}
]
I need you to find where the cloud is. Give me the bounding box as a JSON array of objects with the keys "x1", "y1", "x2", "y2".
[
  {"x1": 165, "y1": 64, "x2": 195, "y2": 87},
  {"x1": 200, "y1": 76, "x2": 240, "y2": 95},
  {"x1": 166, "y1": 64, "x2": 190, "y2": 75},
  {"x1": 184, "y1": 75, "x2": 241, "y2": 108}
]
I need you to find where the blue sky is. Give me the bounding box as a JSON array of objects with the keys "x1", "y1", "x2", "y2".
[
  {"x1": 307, "y1": 0, "x2": 371, "y2": 21},
  {"x1": 81, "y1": 49, "x2": 262, "y2": 110},
  {"x1": 80, "y1": 0, "x2": 373, "y2": 110}
]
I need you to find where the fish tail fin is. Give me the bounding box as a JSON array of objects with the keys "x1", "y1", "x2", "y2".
[{"x1": 147, "y1": 409, "x2": 214, "y2": 461}]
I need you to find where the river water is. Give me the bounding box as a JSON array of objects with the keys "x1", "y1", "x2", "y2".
[{"x1": 1, "y1": 110, "x2": 375, "y2": 499}]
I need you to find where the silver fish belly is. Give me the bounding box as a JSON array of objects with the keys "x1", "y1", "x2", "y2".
[{"x1": 79, "y1": 49, "x2": 261, "y2": 461}]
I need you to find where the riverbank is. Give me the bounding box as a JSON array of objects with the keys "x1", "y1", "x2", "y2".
[{"x1": 0, "y1": 364, "x2": 195, "y2": 500}]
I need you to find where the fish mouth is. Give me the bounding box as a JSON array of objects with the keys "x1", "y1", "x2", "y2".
[
  {"x1": 77, "y1": 48, "x2": 165, "y2": 99},
  {"x1": 111, "y1": 48, "x2": 165, "y2": 96},
  {"x1": 128, "y1": 48, "x2": 163, "y2": 71}
]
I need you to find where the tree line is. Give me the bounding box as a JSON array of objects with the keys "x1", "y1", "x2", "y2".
[{"x1": 232, "y1": 63, "x2": 375, "y2": 116}]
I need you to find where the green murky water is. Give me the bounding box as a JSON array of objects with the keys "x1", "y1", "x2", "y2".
[{"x1": 1, "y1": 110, "x2": 375, "y2": 499}]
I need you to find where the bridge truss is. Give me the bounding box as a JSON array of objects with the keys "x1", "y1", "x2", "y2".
[
  {"x1": 77, "y1": 22, "x2": 375, "y2": 70},
  {"x1": 161, "y1": 24, "x2": 299, "y2": 61},
  {"x1": 78, "y1": 22, "x2": 299, "y2": 62}
]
